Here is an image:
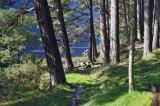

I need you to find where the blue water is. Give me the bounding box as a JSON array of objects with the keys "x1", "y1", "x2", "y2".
[{"x1": 23, "y1": 37, "x2": 100, "y2": 58}]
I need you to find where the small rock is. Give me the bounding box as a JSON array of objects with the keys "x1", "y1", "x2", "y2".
[
  {"x1": 75, "y1": 93, "x2": 81, "y2": 99},
  {"x1": 71, "y1": 84, "x2": 84, "y2": 106},
  {"x1": 71, "y1": 98, "x2": 76, "y2": 106},
  {"x1": 77, "y1": 85, "x2": 83, "y2": 93}
]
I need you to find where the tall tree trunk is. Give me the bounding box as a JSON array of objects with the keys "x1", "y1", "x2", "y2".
[
  {"x1": 99, "y1": 0, "x2": 110, "y2": 65},
  {"x1": 157, "y1": 1, "x2": 160, "y2": 21},
  {"x1": 134, "y1": 0, "x2": 137, "y2": 40},
  {"x1": 54, "y1": 0, "x2": 74, "y2": 70},
  {"x1": 140, "y1": 0, "x2": 144, "y2": 42},
  {"x1": 106, "y1": 0, "x2": 110, "y2": 48},
  {"x1": 137, "y1": 0, "x2": 143, "y2": 42},
  {"x1": 91, "y1": 0, "x2": 98, "y2": 60},
  {"x1": 92, "y1": 37, "x2": 97, "y2": 62},
  {"x1": 128, "y1": 0, "x2": 136, "y2": 93},
  {"x1": 152, "y1": 0, "x2": 156, "y2": 33},
  {"x1": 152, "y1": 0, "x2": 160, "y2": 50},
  {"x1": 33, "y1": 0, "x2": 66, "y2": 88},
  {"x1": 128, "y1": 21, "x2": 134, "y2": 93},
  {"x1": 110, "y1": 0, "x2": 120, "y2": 64},
  {"x1": 89, "y1": 34, "x2": 94, "y2": 65},
  {"x1": 88, "y1": 0, "x2": 93, "y2": 65},
  {"x1": 143, "y1": 0, "x2": 153, "y2": 58},
  {"x1": 122, "y1": 0, "x2": 129, "y2": 44},
  {"x1": 89, "y1": 0, "x2": 96, "y2": 64},
  {"x1": 92, "y1": 30, "x2": 98, "y2": 58}
]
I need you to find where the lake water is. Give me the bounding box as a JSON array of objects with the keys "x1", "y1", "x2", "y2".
[{"x1": 23, "y1": 37, "x2": 100, "y2": 58}]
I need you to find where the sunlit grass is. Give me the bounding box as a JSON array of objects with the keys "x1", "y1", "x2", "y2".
[
  {"x1": 1, "y1": 48, "x2": 160, "y2": 106},
  {"x1": 79, "y1": 48, "x2": 160, "y2": 106},
  {"x1": 83, "y1": 92, "x2": 152, "y2": 106},
  {"x1": 106, "y1": 92, "x2": 152, "y2": 106},
  {"x1": 66, "y1": 73, "x2": 93, "y2": 84}
]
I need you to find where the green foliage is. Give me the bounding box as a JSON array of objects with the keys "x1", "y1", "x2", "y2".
[
  {"x1": 6, "y1": 63, "x2": 42, "y2": 88},
  {"x1": 79, "y1": 49, "x2": 160, "y2": 106},
  {"x1": 1, "y1": 48, "x2": 160, "y2": 106},
  {"x1": 119, "y1": 33, "x2": 128, "y2": 45},
  {"x1": 49, "y1": 0, "x2": 98, "y2": 43},
  {"x1": 21, "y1": 53, "x2": 42, "y2": 64},
  {"x1": 105, "y1": 92, "x2": 152, "y2": 106},
  {"x1": 0, "y1": 8, "x2": 39, "y2": 65},
  {"x1": 66, "y1": 73, "x2": 93, "y2": 84},
  {"x1": 0, "y1": 63, "x2": 45, "y2": 100},
  {"x1": 135, "y1": 49, "x2": 160, "y2": 88},
  {"x1": 2, "y1": 85, "x2": 72, "y2": 106}
]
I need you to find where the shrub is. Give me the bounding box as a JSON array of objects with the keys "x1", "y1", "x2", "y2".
[
  {"x1": 21, "y1": 53, "x2": 41, "y2": 64},
  {"x1": 0, "y1": 62, "x2": 48, "y2": 100},
  {"x1": 6, "y1": 63, "x2": 43, "y2": 90}
]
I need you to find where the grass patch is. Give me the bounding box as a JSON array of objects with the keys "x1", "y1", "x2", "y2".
[
  {"x1": 66, "y1": 73, "x2": 93, "y2": 84},
  {"x1": 106, "y1": 92, "x2": 152, "y2": 106},
  {"x1": 1, "y1": 48, "x2": 160, "y2": 106},
  {"x1": 78, "y1": 49, "x2": 160, "y2": 106},
  {"x1": 0, "y1": 84, "x2": 72, "y2": 106},
  {"x1": 84, "y1": 92, "x2": 152, "y2": 106}
]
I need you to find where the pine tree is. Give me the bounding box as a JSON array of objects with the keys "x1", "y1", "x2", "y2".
[
  {"x1": 143, "y1": 0, "x2": 154, "y2": 57},
  {"x1": 33, "y1": 0, "x2": 66, "y2": 87},
  {"x1": 152, "y1": 0, "x2": 159, "y2": 50},
  {"x1": 128, "y1": 0, "x2": 136, "y2": 93},
  {"x1": 99, "y1": 0, "x2": 109, "y2": 65},
  {"x1": 0, "y1": 9, "x2": 38, "y2": 65},
  {"x1": 54, "y1": 0, "x2": 74, "y2": 70},
  {"x1": 110, "y1": 0, "x2": 120, "y2": 64}
]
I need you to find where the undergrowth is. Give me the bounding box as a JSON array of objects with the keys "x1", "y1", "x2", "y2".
[{"x1": 0, "y1": 48, "x2": 160, "y2": 106}]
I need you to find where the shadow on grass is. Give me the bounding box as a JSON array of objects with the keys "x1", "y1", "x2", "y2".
[
  {"x1": 8, "y1": 49, "x2": 160, "y2": 106},
  {"x1": 79, "y1": 80, "x2": 128, "y2": 106},
  {"x1": 75, "y1": 65, "x2": 129, "y2": 105},
  {"x1": 134, "y1": 50, "x2": 160, "y2": 90},
  {"x1": 10, "y1": 88, "x2": 72, "y2": 106},
  {"x1": 78, "y1": 50, "x2": 160, "y2": 105}
]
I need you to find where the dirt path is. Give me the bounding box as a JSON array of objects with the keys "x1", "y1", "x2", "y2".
[
  {"x1": 71, "y1": 84, "x2": 84, "y2": 106},
  {"x1": 153, "y1": 93, "x2": 160, "y2": 106}
]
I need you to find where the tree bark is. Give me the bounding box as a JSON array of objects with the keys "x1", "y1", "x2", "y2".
[
  {"x1": 91, "y1": 0, "x2": 98, "y2": 60},
  {"x1": 152, "y1": 0, "x2": 160, "y2": 50},
  {"x1": 92, "y1": 37, "x2": 97, "y2": 62},
  {"x1": 88, "y1": 0, "x2": 96, "y2": 64},
  {"x1": 140, "y1": 0, "x2": 144, "y2": 42},
  {"x1": 143, "y1": 0, "x2": 153, "y2": 58},
  {"x1": 128, "y1": 27, "x2": 134, "y2": 93},
  {"x1": 152, "y1": 0, "x2": 156, "y2": 33},
  {"x1": 99, "y1": 0, "x2": 110, "y2": 65},
  {"x1": 92, "y1": 30, "x2": 98, "y2": 59},
  {"x1": 122, "y1": 0, "x2": 129, "y2": 44},
  {"x1": 137, "y1": 0, "x2": 143, "y2": 42},
  {"x1": 157, "y1": 1, "x2": 160, "y2": 21},
  {"x1": 128, "y1": 0, "x2": 136, "y2": 93},
  {"x1": 33, "y1": 0, "x2": 66, "y2": 88},
  {"x1": 106, "y1": 0, "x2": 110, "y2": 49},
  {"x1": 110, "y1": 0, "x2": 120, "y2": 64},
  {"x1": 89, "y1": 34, "x2": 94, "y2": 65},
  {"x1": 54, "y1": 0, "x2": 74, "y2": 70}
]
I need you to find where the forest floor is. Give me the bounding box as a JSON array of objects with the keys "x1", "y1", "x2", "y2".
[{"x1": 1, "y1": 45, "x2": 160, "y2": 106}]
